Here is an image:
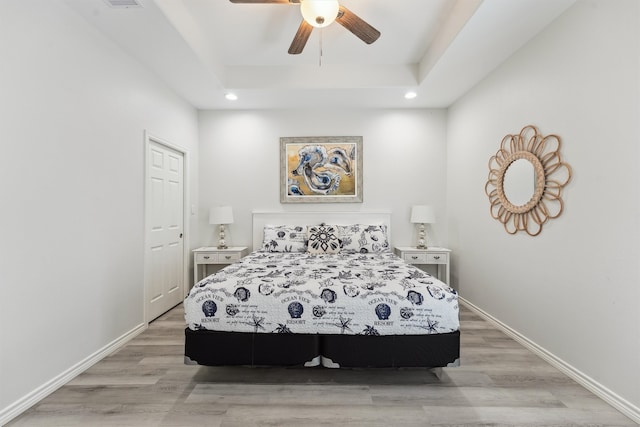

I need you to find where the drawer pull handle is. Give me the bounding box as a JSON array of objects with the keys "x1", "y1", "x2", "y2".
[
  {"x1": 224, "y1": 255, "x2": 231, "y2": 260},
  {"x1": 411, "y1": 256, "x2": 418, "y2": 260},
  {"x1": 433, "y1": 256, "x2": 440, "y2": 260},
  {"x1": 203, "y1": 256, "x2": 210, "y2": 259}
]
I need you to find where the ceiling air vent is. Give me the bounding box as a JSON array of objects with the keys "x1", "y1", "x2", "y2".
[{"x1": 104, "y1": 0, "x2": 143, "y2": 8}]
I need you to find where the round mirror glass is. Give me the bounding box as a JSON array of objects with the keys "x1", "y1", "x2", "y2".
[{"x1": 503, "y1": 158, "x2": 535, "y2": 206}]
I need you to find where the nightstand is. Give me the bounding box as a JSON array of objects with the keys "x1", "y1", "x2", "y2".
[
  {"x1": 394, "y1": 246, "x2": 451, "y2": 285},
  {"x1": 192, "y1": 246, "x2": 248, "y2": 285}
]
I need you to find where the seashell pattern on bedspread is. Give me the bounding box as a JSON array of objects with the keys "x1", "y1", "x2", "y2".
[{"x1": 184, "y1": 252, "x2": 459, "y2": 336}]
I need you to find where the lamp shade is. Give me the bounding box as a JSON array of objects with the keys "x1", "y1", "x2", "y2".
[
  {"x1": 301, "y1": 0, "x2": 339, "y2": 28},
  {"x1": 410, "y1": 205, "x2": 436, "y2": 224},
  {"x1": 209, "y1": 206, "x2": 234, "y2": 225}
]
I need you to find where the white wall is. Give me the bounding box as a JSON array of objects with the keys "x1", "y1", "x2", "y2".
[
  {"x1": 198, "y1": 109, "x2": 448, "y2": 251},
  {"x1": 447, "y1": 0, "x2": 639, "y2": 414},
  {"x1": 3, "y1": 0, "x2": 638, "y2": 422},
  {"x1": 0, "y1": 0, "x2": 199, "y2": 419}
]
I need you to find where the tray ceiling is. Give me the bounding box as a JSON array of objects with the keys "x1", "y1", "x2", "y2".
[{"x1": 62, "y1": 0, "x2": 576, "y2": 109}]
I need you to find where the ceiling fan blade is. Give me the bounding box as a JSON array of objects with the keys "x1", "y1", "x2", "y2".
[
  {"x1": 336, "y1": 5, "x2": 380, "y2": 45},
  {"x1": 229, "y1": 0, "x2": 299, "y2": 3},
  {"x1": 288, "y1": 19, "x2": 313, "y2": 54}
]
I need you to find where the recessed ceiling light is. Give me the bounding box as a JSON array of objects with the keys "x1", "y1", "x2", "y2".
[
  {"x1": 104, "y1": 0, "x2": 143, "y2": 8},
  {"x1": 404, "y1": 91, "x2": 417, "y2": 100},
  {"x1": 225, "y1": 93, "x2": 238, "y2": 101}
]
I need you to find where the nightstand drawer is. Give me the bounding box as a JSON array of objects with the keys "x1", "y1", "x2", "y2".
[
  {"x1": 219, "y1": 252, "x2": 241, "y2": 263},
  {"x1": 196, "y1": 252, "x2": 243, "y2": 264},
  {"x1": 426, "y1": 253, "x2": 448, "y2": 264},
  {"x1": 196, "y1": 253, "x2": 219, "y2": 263},
  {"x1": 403, "y1": 253, "x2": 428, "y2": 264}
]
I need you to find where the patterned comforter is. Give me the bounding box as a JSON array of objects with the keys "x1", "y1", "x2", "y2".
[{"x1": 184, "y1": 251, "x2": 459, "y2": 336}]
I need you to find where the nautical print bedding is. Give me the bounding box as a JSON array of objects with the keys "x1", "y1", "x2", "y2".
[{"x1": 184, "y1": 251, "x2": 459, "y2": 336}]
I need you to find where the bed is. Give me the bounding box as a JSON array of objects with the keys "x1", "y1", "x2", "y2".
[{"x1": 184, "y1": 211, "x2": 460, "y2": 369}]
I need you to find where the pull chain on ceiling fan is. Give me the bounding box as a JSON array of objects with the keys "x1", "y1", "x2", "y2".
[{"x1": 229, "y1": 0, "x2": 381, "y2": 55}]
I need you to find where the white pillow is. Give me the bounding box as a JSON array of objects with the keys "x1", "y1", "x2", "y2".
[
  {"x1": 261, "y1": 225, "x2": 307, "y2": 253},
  {"x1": 337, "y1": 224, "x2": 389, "y2": 253}
]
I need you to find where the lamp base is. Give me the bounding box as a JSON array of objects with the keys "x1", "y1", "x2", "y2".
[
  {"x1": 416, "y1": 224, "x2": 428, "y2": 250},
  {"x1": 217, "y1": 225, "x2": 228, "y2": 250}
]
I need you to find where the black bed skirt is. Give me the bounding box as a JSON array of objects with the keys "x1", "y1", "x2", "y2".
[
  {"x1": 184, "y1": 329, "x2": 460, "y2": 368},
  {"x1": 184, "y1": 329, "x2": 320, "y2": 366},
  {"x1": 322, "y1": 331, "x2": 460, "y2": 368}
]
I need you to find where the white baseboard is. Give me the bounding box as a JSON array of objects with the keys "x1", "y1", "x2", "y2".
[
  {"x1": 0, "y1": 323, "x2": 147, "y2": 426},
  {"x1": 460, "y1": 297, "x2": 640, "y2": 424}
]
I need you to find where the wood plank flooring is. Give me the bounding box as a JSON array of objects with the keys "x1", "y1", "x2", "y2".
[{"x1": 7, "y1": 303, "x2": 636, "y2": 426}]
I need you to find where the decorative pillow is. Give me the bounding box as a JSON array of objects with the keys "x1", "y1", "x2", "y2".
[
  {"x1": 337, "y1": 224, "x2": 389, "y2": 253},
  {"x1": 261, "y1": 225, "x2": 307, "y2": 253},
  {"x1": 307, "y1": 225, "x2": 341, "y2": 254}
]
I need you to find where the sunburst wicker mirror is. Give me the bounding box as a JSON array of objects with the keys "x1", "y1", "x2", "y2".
[{"x1": 485, "y1": 125, "x2": 572, "y2": 236}]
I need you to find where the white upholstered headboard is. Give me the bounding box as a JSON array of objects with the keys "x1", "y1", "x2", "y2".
[{"x1": 251, "y1": 211, "x2": 392, "y2": 250}]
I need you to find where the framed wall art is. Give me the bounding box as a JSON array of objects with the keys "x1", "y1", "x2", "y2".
[{"x1": 280, "y1": 136, "x2": 363, "y2": 203}]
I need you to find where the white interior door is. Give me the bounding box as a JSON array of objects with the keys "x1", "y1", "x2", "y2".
[{"x1": 145, "y1": 138, "x2": 185, "y2": 322}]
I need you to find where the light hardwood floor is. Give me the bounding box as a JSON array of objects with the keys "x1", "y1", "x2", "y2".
[{"x1": 8, "y1": 303, "x2": 636, "y2": 426}]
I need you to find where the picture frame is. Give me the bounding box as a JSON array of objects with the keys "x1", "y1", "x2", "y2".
[{"x1": 280, "y1": 136, "x2": 363, "y2": 203}]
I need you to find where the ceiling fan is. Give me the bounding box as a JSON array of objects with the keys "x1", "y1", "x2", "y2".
[{"x1": 229, "y1": 0, "x2": 381, "y2": 55}]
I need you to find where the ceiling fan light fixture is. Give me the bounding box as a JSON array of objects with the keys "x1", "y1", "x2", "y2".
[{"x1": 300, "y1": 0, "x2": 339, "y2": 28}]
